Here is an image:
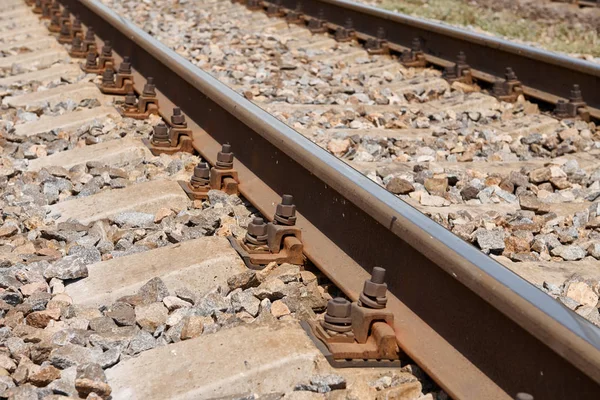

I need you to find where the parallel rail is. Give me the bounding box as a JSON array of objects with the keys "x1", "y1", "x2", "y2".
[
  {"x1": 276, "y1": 0, "x2": 600, "y2": 119},
  {"x1": 60, "y1": 0, "x2": 600, "y2": 399}
]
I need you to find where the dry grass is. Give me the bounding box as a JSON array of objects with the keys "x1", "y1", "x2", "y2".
[{"x1": 368, "y1": 0, "x2": 599, "y2": 57}]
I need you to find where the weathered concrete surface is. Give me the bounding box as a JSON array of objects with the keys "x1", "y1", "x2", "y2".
[
  {"x1": 66, "y1": 236, "x2": 246, "y2": 307},
  {"x1": 0, "y1": 63, "x2": 82, "y2": 86},
  {"x1": 0, "y1": 47, "x2": 68, "y2": 69},
  {"x1": 14, "y1": 106, "x2": 120, "y2": 137},
  {"x1": 0, "y1": 34, "x2": 51, "y2": 52},
  {"x1": 47, "y1": 180, "x2": 190, "y2": 224},
  {"x1": 0, "y1": 26, "x2": 48, "y2": 43},
  {"x1": 106, "y1": 322, "x2": 322, "y2": 400},
  {"x1": 0, "y1": 17, "x2": 39, "y2": 32},
  {"x1": 4, "y1": 81, "x2": 108, "y2": 108},
  {"x1": 27, "y1": 138, "x2": 152, "y2": 172}
]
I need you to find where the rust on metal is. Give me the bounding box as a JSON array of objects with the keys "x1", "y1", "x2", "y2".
[
  {"x1": 302, "y1": 268, "x2": 401, "y2": 367},
  {"x1": 442, "y1": 51, "x2": 473, "y2": 84},
  {"x1": 32, "y1": 0, "x2": 43, "y2": 13},
  {"x1": 60, "y1": 0, "x2": 600, "y2": 397},
  {"x1": 82, "y1": 28, "x2": 97, "y2": 55},
  {"x1": 58, "y1": 20, "x2": 73, "y2": 44},
  {"x1": 400, "y1": 37, "x2": 426, "y2": 67},
  {"x1": 40, "y1": 2, "x2": 51, "y2": 19},
  {"x1": 229, "y1": 194, "x2": 304, "y2": 269},
  {"x1": 285, "y1": 5, "x2": 303, "y2": 24},
  {"x1": 48, "y1": 11, "x2": 61, "y2": 32},
  {"x1": 334, "y1": 18, "x2": 355, "y2": 43},
  {"x1": 246, "y1": 0, "x2": 263, "y2": 11},
  {"x1": 71, "y1": 16, "x2": 83, "y2": 37},
  {"x1": 266, "y1": 1, "x2": 284, "y2": 17},
  {"x1": 69, "y1": 34, "x2": 87, "y2": 58},
  {"x1": 365, "y1": 27, "x2": 389, "y2": 55},
  {"x1": 118, "y1": 77, "x2": 159, "y2": 119},
  {"x1": 180, "y1": 144, "x2": 239, "y2": 199},
  {"x1": 142, "y1": 107, "x2": 194, "y2": 155},
  {"x1": 554, "y1": 84, "x2": 590, "y2": 121},
  {"x1": 179, "y1": 162, "x2": 212, "y2": 200},
  {"x1": 81, "y1": 41, "x2": 114, "y2": 74},
  {"x1": 209, "y1": 144, "x2": 239, "y2": 195},
  {"x1": 492, "y1": 67, "x2": 524, "y2": 102},
  {"x1": 98, "y1": 56, "x2": 135, "y2": 95},
  {"x1": 307, "y1": 10, "x2": 327, "y2": 34}
]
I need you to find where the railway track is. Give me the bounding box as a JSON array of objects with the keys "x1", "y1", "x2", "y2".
[{"x1": 0, "y1": 0, "x2": 599, "y2": 399}]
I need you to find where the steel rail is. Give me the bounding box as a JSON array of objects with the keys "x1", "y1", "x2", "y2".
[
  {"x1": 60, "y1": 0, "x2": 600, "y2": 398},
  {"x1": 276, "y1": 0, "x2": 600, "y2": 118}
]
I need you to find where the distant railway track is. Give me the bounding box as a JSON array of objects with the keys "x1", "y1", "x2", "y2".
[{"x1": 0, "y1": 0, "x2": 599, "y2": 399}]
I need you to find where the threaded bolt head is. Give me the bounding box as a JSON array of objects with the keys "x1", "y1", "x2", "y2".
[
  {"x1": 411, "y1": 37, "x2": 421, "y2": 51},
  {"x1": 152, "y1": 122, "x2": 169, "y2": 140},
  {"x1": 85, "y1": 28, "x2": 94, "y2": 41},
  {"x1": 143, "y1": 77, "x2": 156, "y2": 97},
  {"x1": 216, "y1": 144, "x2": 234, "y2": 168},
  {"x1": 326, "y1": 297, "x2": 351, "y2": 318},
  {"x1": 171, "y1": 107, "x2": 186, "y2": 125},
  {"x1": 102, "y1": 41, "x2": 112, "y2": 56},
  {"x1": 247, "y1": 217, "x2": 268, "y2": 237},
  {"x1": 124, "y1": 91, "x2": 136, "y2": 106},
  {"x1": 505, "y1": 67, "x2": 517, "y2": 81},
  {"x1": 274, "y1": 194, "x2": 296, "y2": 224},
  {"x1": 118, "y1": 56, "x2": 132, "y2": 74},
  {"x1": 570, "y1": 84, "x2": 583, "y2": 103},
  {"x1": 194, "y1": 162, "x2": 210, "y2": 178},
  {"x1": 85, "y1": 51, "x2": 97, "y2": 67},
  {"x1": 102, "y1": 67, "x2": 115, "y2": 84}
]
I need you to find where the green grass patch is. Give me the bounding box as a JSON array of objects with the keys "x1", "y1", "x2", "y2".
[{"x1": 375, "y1": 0, "x2": 599, "y2": 57}]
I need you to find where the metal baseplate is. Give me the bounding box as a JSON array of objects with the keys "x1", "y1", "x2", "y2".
[
  {"x1": 300, "y1": 321, "x2": 401, "y2": 368},
  {"x1": 299, "y1": 268, "x2": 402, "y2": 368}
]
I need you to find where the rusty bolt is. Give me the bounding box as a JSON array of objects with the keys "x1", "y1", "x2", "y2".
[
  {"x1": 492, "y1": 79, "x2": 505, "y2": 97},
  {"x1": 171, "y1": 107, "x2": 186, "y2": 126},
  {"x1": 84, "y1": 28, "x2": 95, "y2": 42},
  {"x1": 124, "y1": 91, "x2": 137, "y2": 107},
  {"x1": 345, "y1": 17, "x2": 353, "y2": 30},
  {"x1": 457, "y1": 51, "x2": 467, "y2": 65},
  {"x1": 216, "y1": 143, "x2": 234, "y2": 169},
  {"x1": 245, "y1": 217, "x2": 268, "y2": 245},
  {"x1": 59, "y1": 22, "x2": 70, "y2": 37},
  {"x1": 570, "y1": 84, "x2": 583, "y2": 103},
  {"x1": 42, "y1": 3, "x2": 51, "y2": 17},
  {"x1": 50, "y1": 13, "x2": 60, "y2": 26},
  {"x1": 190, "y1": 162, "x2": 210, "y2": 187},
  {"x1": 61, "y1": 7, "x2": 69, "y2": 19},
  {"x1": 411, "y1": 37, "x2": 421, "y2": 52},
  {"x1": 359, "y1": 267, "x2": 388, "y2": 309},
  {"x1": 71, "y1": 35, "x2": 83, "y2": 50},
  {"x1": 505, "y1": 67, "x2": 518, "y2": 82},
  {"x1": 554, "y1": 99, "x2": 569, "y2": 118},
  {"x1": 51, "y1": 1, "x2": 60, "y2": 12},
  {"x1": 85, "y1": 51, "x2": 97, "y2": 68},
  {"x1": 102, "y1": 67, "x2": 115, "y2": 85},
  {"x1": 143, "y1": 77, "x2": 156, "y2": 97},
  {"x1": 118, "y1": 56, "x2": 132, "y2": 74},
  {"x1": 322, "y1": 297, "x2": 352, "y2": 333},
  {"x1": 101, "y1": 41, "x2": 112, "y2": 57},
  {"x1": 515, "y1": 394, "x2": 533, "y2": 400},
  {"x1": 274, "y1": 194, "x2": 297, "y2": 225},
  {"x1": 73, "y1": 17, "x2": 81, "y2": 30},
  {"x1": 152, "y1": 122, "x2": 169, "y2": 144}
]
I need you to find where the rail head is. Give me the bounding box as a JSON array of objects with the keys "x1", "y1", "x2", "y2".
[{"x1": 63, "y1": 0, "x2": 600, "y2": 397}]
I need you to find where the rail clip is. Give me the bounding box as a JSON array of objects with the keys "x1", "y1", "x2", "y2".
[
  {"x1": 228, "y1": 195, "x2": 304, "y2": 269},
  {"x1": 302, "y1": 267, "x2": 401, "y2": 368}
]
